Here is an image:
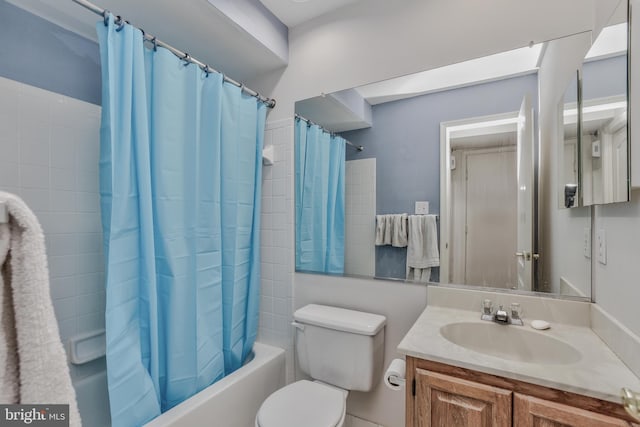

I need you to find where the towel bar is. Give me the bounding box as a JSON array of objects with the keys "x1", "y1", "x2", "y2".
[{"x1": 0, "y1": 202, "x2": 7, "y2": 224}]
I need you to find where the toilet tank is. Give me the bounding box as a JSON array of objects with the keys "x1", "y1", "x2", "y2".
[{"x1": 293, "y1": 304, "x2": 386, "y2": 392}]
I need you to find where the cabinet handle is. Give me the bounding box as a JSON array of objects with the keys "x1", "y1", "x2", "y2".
[{"x1": 622, "y1": 388, "x2": 640, "y2": 421}]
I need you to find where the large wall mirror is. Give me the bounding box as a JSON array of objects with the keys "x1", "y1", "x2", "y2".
[
  {"x1": 560, "y1": 4, "x2": 629, "y2": 208},
  {"x1": 294, "y1": 0, "x2": 628, "y2": 299}
]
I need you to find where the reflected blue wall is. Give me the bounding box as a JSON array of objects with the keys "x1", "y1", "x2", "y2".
[
  {"x1": 564, "y1": 54, "x2": 626, "y2": 103},
  {"x1": 342, "y1": 73, "x2": 539, "y2": 280}
]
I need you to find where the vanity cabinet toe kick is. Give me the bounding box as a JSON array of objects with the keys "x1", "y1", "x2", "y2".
[{"x1": 406, "y1": 356, "x2": 640, "y2": 427}]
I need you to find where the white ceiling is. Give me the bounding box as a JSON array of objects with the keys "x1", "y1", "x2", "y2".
[
  {"x1": 6, "y1": 0, "x2": 288, "y2": 83},
  {"x1": 586, "y1": 22, "x2": 627, "y2": 60},
  {"x1": 355, "y1": 43, "x2": 544, "y2": 105},
  {"x1": 258, "y1": 0, "x2": 361, "y2": 27},
  {"x1": 296, "y1": 94, "x2": 371, "y2": 133}
]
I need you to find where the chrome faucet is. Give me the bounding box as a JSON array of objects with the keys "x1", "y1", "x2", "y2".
[
  {"x1": 480, "y1": 300, "x2": 523, "y2": 326},
  {"x1": 481, "y1": 299, "x2": 494, "y2": 321},
  {"x1": 494, "y1": 305, "x2": 509, "y2": 324},
  {"x1": 509, "y1": 303, "x2": 524, "y2": 326}
]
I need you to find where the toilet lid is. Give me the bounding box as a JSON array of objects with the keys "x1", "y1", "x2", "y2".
[{"x1": 257, "y1": 380, "x2": 345, "y2": 427}]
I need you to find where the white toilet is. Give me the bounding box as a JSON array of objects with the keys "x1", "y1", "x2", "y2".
[{"x1": 255, "y1": 304, "x2": 386, "y2": 427}]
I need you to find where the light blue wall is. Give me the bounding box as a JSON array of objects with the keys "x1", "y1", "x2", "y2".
[
  {"x1": 583, "y1": 54, "x2": 626, "y2": 100},
  {"x1": 342, "y1": 74, "x2": 539, "y2": 279},
  {"x1": 0, "y1": 0, "x2": 101, "y2": 105},
  {"x1": 564, "y1": 54, "x2": 626, "y2": 103}
]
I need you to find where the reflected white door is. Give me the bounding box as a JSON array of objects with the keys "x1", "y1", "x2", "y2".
[
  {"x1": 516, "y1": 95, "x2": 535, "y2": 291},
  {"x1": 465, "y1": 149, "x2": 517, "y2": 288}
]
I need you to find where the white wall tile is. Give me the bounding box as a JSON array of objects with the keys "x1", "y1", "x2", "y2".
[
  {"x1": 51, "y1": 167, "x2": 76, "y2": 190},
  {"x1": 50, "y1": 190, "x2": 77, "y2": 212},
  {"x1": 20, "y1": 126, "x2": 50, "y2": 166},
  {"x1": 0, "y1": 162, "x2": 20, "y2": 187},
  {"x1": 20, "y1": 187, "x2": 50, "y2": 213},
  {"x1": 345, "y1": 159, "x2": 376, "y2": 277},
  {"x1": 20, "y1": 164, "x2": 49, "y2": 188},
  {"x1": 258, "y1": 118, "x2": 295, "y2": 384},
  {"x1": 0, "y1": 77, "x2": 104, "y2": 388}
]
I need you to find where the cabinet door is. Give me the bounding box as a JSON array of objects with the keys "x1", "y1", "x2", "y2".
[
  {"x1": 415, "y1": 369, "x2": 512, "y2": 427},
  {"x1": 514, "y1": 393, "x2": 635, "y2": 427}
]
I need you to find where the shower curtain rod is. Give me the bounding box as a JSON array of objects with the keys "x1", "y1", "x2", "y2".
[
  {"x1": 295, "y1": 114, "x2": 364, "y2": 152},
  {"x1": 72, "y1": 0, "x2": 276, "y2": 109}
]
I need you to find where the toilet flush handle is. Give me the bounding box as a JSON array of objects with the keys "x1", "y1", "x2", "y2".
[{"x1": 291, "y1": 321, "x2": 305, "y2": 331}]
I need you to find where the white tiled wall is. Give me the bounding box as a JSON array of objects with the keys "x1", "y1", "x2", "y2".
[
  {"x1": 0, "y1": 76, "x2": 105, "y2": 382},
  {"x1": 345, "y1": 158, "x2": 376, "y2": 276},
  {"x1": 258, "y1": 117, "x2": 296, "y2": 383}
]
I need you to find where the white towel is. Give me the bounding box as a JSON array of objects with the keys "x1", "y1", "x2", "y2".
[
  {"x1": 375, "y1": 215, "x2": 385, "y2": 246},
  {"x1": 391, "y1": 214, "x2": 408, "y2": 247},
  {"x1": 406, "y1": 214, "x2": 440, "y2": 283},
  {"x1": 0, "y1": 192, "x2": 81, "y2": 426},
  {"x1": 383, "y1": 215, "x2": 392, "y2": 245}
]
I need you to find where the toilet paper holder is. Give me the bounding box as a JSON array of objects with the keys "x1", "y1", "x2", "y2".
[
  {"x1": 384, "y1": 358, "x2": 407, "y2": 390},
  {"x1": 388, "y1": 374, "x2": 406, "y2": 387}
]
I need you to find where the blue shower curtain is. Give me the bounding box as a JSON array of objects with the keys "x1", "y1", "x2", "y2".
[
  {"x1": 97, "y1": 16, "x2": 265, "y2": 427},
  {"x1": 295, "y1": 118, "x2": 346, "y2": 274}
]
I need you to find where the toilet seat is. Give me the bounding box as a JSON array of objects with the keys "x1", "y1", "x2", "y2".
[{"x1": 256, "y1": 380, "x2": 346, "y2": 427}]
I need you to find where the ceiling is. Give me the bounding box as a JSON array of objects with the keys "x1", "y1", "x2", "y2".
[
  {"x1": 6, "y1": 0, "x2": 288, "y2": 83},
  {"x1": 258, "y1": 0, "x2": 361, "y2": 27},
  {"x1": 355, "y1": 44, "x2": 544, "y2": 106},
  {"x1": 296, "y1": 93, "x2": 371, "y2": 133}
]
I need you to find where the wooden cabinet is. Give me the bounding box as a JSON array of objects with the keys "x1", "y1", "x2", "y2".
[
  {"x1": 514, "y1": 393, "x2": 633, "y2": 427},
  {"x1": 406, "y1": 356, "x2": 638, "y2": 427},
  {"x1": 415, "y1": 369, "x2": 511, "y2": 427}
]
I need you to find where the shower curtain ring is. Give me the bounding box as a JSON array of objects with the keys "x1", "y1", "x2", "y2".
[
  {"x1": 182, "y1": 53, "x2": 191, "y2": 66},
  {"x1": 115, "y1": 16, "x2": 125, "y2": 31},
  {"x1": 151, "y1": 37, "x2": 158, "y2": 52},
  {"x1": 203, "y1": 65, "x2": 211, "y2": 77},
  {"x1": 103, "y1": 10, "x2": 110, "y2": 26}
]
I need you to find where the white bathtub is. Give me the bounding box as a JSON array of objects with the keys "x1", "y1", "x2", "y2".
[{"x1": 144, "y1": 342, "x2": 286, "y2": 427}]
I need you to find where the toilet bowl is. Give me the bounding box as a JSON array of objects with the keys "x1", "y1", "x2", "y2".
[
  {"x1": 254, "y1": 304, "x2": 386, "y2": 427},
  {"x1": 255, "y1": 380, "x2": 347, "y2": 427}
]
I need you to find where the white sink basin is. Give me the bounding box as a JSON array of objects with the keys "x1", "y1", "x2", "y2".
[{"x1": 440, "y1": 322, "x2": 582, "y2": 365}]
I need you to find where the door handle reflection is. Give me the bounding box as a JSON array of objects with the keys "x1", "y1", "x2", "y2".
[{"x1": 515, "y1": 252, "x2": 531, "y2": 261}]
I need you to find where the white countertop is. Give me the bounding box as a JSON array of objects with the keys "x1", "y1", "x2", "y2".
[{"x1": 398, "y1": 305, "x2": 640, "y2": 403}]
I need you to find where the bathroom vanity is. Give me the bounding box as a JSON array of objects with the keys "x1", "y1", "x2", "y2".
[
  {"x1": 405, "y1": 358, "x2": 636, "y2": 426},
  {"x1": 399, "y1": 288, "x2": 640, "y2": 426}
]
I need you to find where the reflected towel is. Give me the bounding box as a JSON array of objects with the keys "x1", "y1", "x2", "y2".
[
  {"x1": 406, "y1": 214, "x2": 439, "y2": 283},
  {"x1": 383, "y1": 215, "x2": 392, "y2": 245},
  {"x1": 0, "y1": 192, "x2": 81, "y2": 426},
  {"x1": 391, "y1": 214, "x2": 408, "y2": 247},
  {"x1": 375, "y1": 215, "x2": 385, "y2": 246}
]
